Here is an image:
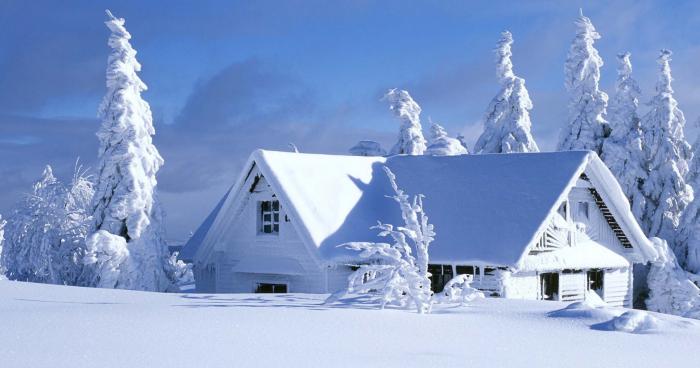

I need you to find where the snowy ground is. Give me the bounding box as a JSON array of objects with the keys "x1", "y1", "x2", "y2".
[{"x1": 0, "y1": 281, "x2": 698, "y2": 368}]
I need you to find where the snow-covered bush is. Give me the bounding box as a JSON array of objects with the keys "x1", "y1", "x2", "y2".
[
  {"x1": 384, "y1": 89, "x2": 427, "y2": 156},
  {"x1": 557, "y1": 10, "x2": 609, "y2": 154},
  {"x1": 426, "y1": 123, "x2": 468, "y2": 156},
  {"x1": 328, "y1": 166, "x2": 435, "y2": 313},
  {"x1": 85, "y1": 10, "x2": 177, "y2": 291},
  {"x1": 434, "y1": 274, "x2": 484, "y2": 305},
  {"x1": 83, "y1": 230, "x2": 129, "y2": 288},
  {"x1": 349, "y1": 140, "x2": 387, "y2": 156},
  {"x1": 456, "y1": 135, "x2": 470, "y2": 154},
  {"x1": 474, "y1": 31, "x2": 539, "y2": 154},
  {"x1": 639, "y1": 50, "x2": 692, "y2": 243},
  {"x1": 601, "y1": 52, "x2": 646, "y2": 221},
  {"x1": 170, "y1": 252, "x2": 195, "y2": 287},
  {"x1": 646, "y1": 237, "x2": 700, "y2": 319},
  {"x1": 1, "y1": 166, "x2": 93, "y2": 285}
]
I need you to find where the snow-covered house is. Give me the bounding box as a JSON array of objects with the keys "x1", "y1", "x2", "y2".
[{"x1": 180, "y1": 150, "x2": 657, "y2": 307}]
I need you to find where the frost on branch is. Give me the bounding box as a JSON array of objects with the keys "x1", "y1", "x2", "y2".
[
  {"x1": 601, "y1": 52, "x2": 646, "y2": 222},
  {"x1": 1, "y1": 165, "x2": 94, "y2": 285},
  {"x1": 426, "y1": 123, "x2": 468, "y2": 156},
  {"x1": 474, "y1": 31, "x2": 539, "y2": 154},
  {"x1": 384, "y1": 89, "x2": 427, "y2": 155},
  {"x1": 557, "y1": 10, "x2": 609, "y2": 154},
  {"x1": 646, "y1": 237, "x2": 700, "y2": 319},
  {"x1": 349, "y1": 140, "x2": 387, "y2": 157},
  {"x1": 328, "y1": 166, "x2": 435, "y2": 313},
  {"x1": 639, "y1": 49, "x2": 692, "y2": 244},
  {"x1": 86, "y1": 10, "x2": 177, "y2": 291},
  {"x1": 434, "y1": 274, "x2": 484, "y2": 305}
]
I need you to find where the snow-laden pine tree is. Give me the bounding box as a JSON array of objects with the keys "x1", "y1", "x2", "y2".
[
  {"x1": 384, "y1": 89, "x2": 427, "y2": 155},
  {"x1": 349, "y1": 140, "x2": 387, "y2": 156},
  {"x1": 426, "y1": 123, "x2": 468, "y2": 156},
  {"x1": 473, "y1": 31, "x2": 539, "y2": 154},
  {"x1": 677, "y1": 119, "x2": 700, "y2": 273},
  {"x1": 84, "y1": 10, "x2": 176, "y2": 291},
  {"x1": 1, "y1": 166, "x2": 92, "y2": 285},
  {"x1": 557, "y1": 10, "x2": 609, "y2": 154},
  {"x1": 639, "y1": 49, "x2": 692, "y2": 243},
  {"x1": 327, "y1": 167, "x2": 435, "y2": 313},
  {"x1": 601, "y1": 52, "x2": 646, "y2": 220}
]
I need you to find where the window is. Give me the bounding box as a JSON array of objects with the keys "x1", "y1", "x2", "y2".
[
  {"x1": 456, "y1": 265, "x2": 480, "y2": 277},
  {"x1": 259, "y1": 200, "x2": 280, "y2": 234},
  {"x1": 557, "y1": 201, "x2": 568, "y2": 220},
  {"x1": 428, "y1": 264, "x2": 454, "y2": 293},
  {"x1": 578, "y1": 201, "x2": 589, "y2": 219},
  {"x1": 255, "y1": 283, "x2": 287, "y2": 293}
]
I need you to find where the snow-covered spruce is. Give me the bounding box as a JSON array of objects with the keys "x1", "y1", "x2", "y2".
[
  {"x1": 639, "y1": 50, "x2": 692, "y2": 244},
  {"x1": 426, "y1": 123, "x2": 468, "y2": 156},
  {"x1": 646, "y1": 237, "x2": 700, "y2": 319},
  {"x1": 677, "y1": 118, "x2": 700, "y2": 273},
  {"x1": 328, "y1": 166, "x2": 435, "y2": 313},
  {"x1": 349, "y1": 140, "x2": 387, "y2": 156},
  {"x1": 474, "y1": 31, "x2": 539, "y2": 154},
  {"x1": 600, "y1": 52, "x2": 646, "y2": 222},
  {"x1": 1, "y1": 166, "x2": 93, "y2": 285},
  {"x1": 384, "y1": 89, "x2": 427, "y2": 155},
  {"x1": 557, "y1": 10, "x2": 609, "y2": 154},
  {"x1": 85, "y1": 10, "x2": 177, "y2": 291}
]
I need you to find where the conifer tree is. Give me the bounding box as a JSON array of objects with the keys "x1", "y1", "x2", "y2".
[
  {"x1": 474, "y1": 31, "x2": 539, "y2": 154},
  {"x1": 84, "y1": 10, "x2": 176, "y2": 291},
  {"x1": 640, "y1": 50, "x2": 692, "y2": 244},
  {"x1": 557, "y1": 10, "x2": 609, "y2": 154},
  {"x1": 601, "y1": 52, "x2": 646, "y2": 220},
  {"x1": 384, "y1": 89, "x2": 427, "y2": 155}
]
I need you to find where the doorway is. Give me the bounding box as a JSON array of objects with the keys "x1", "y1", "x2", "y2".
[
  {"x1": 587, "y1": 269, "x2": 604, "y2": 297},
  {"x1": 540, "y1": 273, "x2": 559, "y2": 301}
]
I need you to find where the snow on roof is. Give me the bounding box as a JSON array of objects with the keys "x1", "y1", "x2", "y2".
[
  {"x1": 519, "y1": 240, "x2": 630, "y2": 271},
  {"x1": 255, "y1": 150, "x2": 610, "y2": 266},
  {"x1": 178, "y1": 185, "x2": 233, "y2": 262},
  {"x1": 185, "y1": 149, "x2": 657, "y2": 268}
]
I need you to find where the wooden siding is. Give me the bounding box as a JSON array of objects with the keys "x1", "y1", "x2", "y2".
[
  {"x1": 604, "y1": 268, "x2": 632, "y2": 307},
  {"x1": 559, "y1": 271, "x2": 586, "y2": 302}
]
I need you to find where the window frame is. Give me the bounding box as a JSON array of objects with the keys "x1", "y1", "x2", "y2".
[{"x1": 258, "y1": 200, "x2": 281, "y2": 235}]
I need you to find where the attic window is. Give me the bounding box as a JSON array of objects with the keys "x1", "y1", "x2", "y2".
[
  {"x1": 259, "y1": 200, "x2": 280, "y2": 234},
  {"x1": 557, "y1": 201, "x2": 568, "y2": 220}
]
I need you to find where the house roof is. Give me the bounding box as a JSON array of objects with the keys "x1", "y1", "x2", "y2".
[
  {"x1": 182, "y1": 150, "x2": 657, "y2": 268},
  {"x1": 178, "y1": 185, "x2": 233, "y2": 262}
]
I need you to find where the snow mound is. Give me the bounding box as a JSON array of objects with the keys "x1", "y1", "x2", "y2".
[
  {"x1": 548, "y1": 299, "x2": 617, "y2": 321},
  {"x1": 606, "y1": 310, "x2": 659, "y2": 334}
]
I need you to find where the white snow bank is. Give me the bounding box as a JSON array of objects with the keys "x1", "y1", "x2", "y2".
[
  {"x1": 0, "y1": 281, "x2": 699, "y2": 368},
  {"x1": 607, "y1": 310, "x2": 659, "y2": 333}
]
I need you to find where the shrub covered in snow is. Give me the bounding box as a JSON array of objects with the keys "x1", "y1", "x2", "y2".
[
  {"x1": 639, "y1": 50, "x2": 692, "y2": 243},
  {"x1": 426, "y1": 123, "x2": 468, "y2": 156},
  {"x1": 433, "y1": 274, "x2": 484, "y2": 305},
  {"x1": 85, "y1": 10, "x2": 177, "y2": 291},
  {"x1": 676, "y1": 118, "x2": 700, "y2": 273},
  {"x1": 557, "y1": 10, "x2": 609, "y2": 154},
  {"x1": 608, "y1": 310, "x2": 659, "y2": 333},
  {"x1": 349, "y1": 140, "x2": 387, "y2": 157},
  {"x1": 1, "y1": 165, "x2": 93, "y2": 285},
  {"x1": 328, "y1": 166, "x2": 435, "y2": 313},
  {"x1": 646, "y1": 237, "x2": 700, "y2": 319},
  {"x1": 384, "y1": 89, "x2": 427, "y2": 156},
  {"x1": 474, "y1": 31, "x2": 539, "y2": 154}
]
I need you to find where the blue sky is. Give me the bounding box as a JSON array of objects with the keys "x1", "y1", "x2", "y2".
[{"x1": 2, "y1": 0, "x2": 700, "y2": 242}]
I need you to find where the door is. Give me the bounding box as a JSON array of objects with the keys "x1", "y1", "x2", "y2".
[
  {"x1": 540, "y1": 272, "x2": 559, "y2": 301},
  {"x1": 587, "y1": 269, "x2": 604, "y2": 297}
]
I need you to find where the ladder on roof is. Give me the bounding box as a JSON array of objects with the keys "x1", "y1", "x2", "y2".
[{"x1": 587, "y1": 187, "x2": 634, "y2": 249}]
